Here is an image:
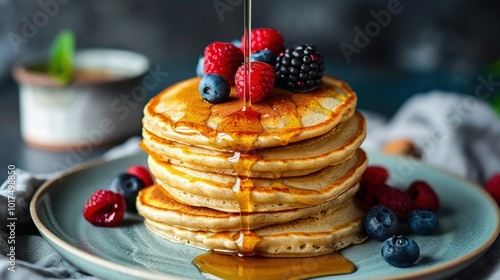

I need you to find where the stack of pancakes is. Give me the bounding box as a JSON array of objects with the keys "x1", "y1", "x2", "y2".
[{"x1": 138, "y1": 75, "x2": 368, "y2": 257}]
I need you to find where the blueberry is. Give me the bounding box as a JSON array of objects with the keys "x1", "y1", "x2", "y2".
[
  {"x1": 364, "y1": 205, "x2": 399, "y2": 241},
  {"x1": 196, "y1": 55, "x2": 205, "y2": 77},
  {"x1": 381, "y1": 235, "x2": 420, "y2": 267},
  {"x1": 199, "y1": 74, "x2": 230, "y2": 103},
  {"x1": 231, "y1": 39, "x2": 241, "y2": 48},
  {"x1": 251, "y1": 50, "x2": 275, "y2": 65},
  {"x1": 408, "y1": 209, "x2": 439, "y2": 235},
  {"x1": 109, "y1": 173, "x2": 145, "y2": 213}
]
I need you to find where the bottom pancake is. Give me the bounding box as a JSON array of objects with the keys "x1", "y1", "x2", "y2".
[{"x1": 141, "y1": 198, "x2": 366, "y2": 258}]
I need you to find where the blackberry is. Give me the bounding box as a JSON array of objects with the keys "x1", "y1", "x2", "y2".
[{"x1": 274, "y1": 44, "x2": 325, "y2": 92}]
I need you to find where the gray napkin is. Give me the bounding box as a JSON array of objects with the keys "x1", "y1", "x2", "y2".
[
  {"x1": 0, "y1": 137, "x2": 142, "y2": 280},
  {"x1": 0, "y1": 92, "x2": 499, "y2": 279},
  {"x1": 361, "y1": 91, "x2": 500, "y2": 184}
]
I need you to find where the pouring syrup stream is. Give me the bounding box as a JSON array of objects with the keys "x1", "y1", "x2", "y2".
[
  {"x1": 230, "y1": 0, "x2": 262, "y2": 257},
  {"x1": 242, "y1": 0, "x2": 252, "y2": 112},
  {"x1": 194, "y1": 0, "x2": 358, "y2": 277}
]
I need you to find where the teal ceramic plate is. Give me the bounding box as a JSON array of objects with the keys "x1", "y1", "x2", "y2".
[{"x1": 30, "y1": 151, "x2": 500, "y2": 280}]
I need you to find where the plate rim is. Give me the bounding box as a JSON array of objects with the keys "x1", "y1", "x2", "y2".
[
  {"x1": 365, "y1": 153, "x2": 500, "y2": 279},
  {"x1": 29, "y1": 151, "x2": 500, "y2": 280},
  {"x1": 29, "y1": 153, "x2": 186, "y2": 280}
]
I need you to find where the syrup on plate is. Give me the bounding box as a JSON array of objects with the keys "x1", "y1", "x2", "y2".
[
  {"x1": 193, "y1": 0, "x2": 358, "y2": 278},
  {"x1": 193, "y1": 252, "x2": 356, "y2": 280}
]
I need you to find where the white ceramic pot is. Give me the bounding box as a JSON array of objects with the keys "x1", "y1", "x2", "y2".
[{"x1": 12, "y1": 49, "x2": 150, "y2": 150}]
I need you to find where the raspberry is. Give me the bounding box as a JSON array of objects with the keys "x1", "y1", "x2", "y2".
[
  {"x1": 356, "y1": 182, "x2": 389, "y2": 211},
  {"x1": 126, "y1": 165, "x2": 154, "y2": 186},
  {"x1": 83, "y1": 190, "x2": 126, "y2": 227},
  {"x1": 484, "y1": 174, "x2": 500, "y2": 205},
  {"x1": 377, "y1": 187, "x2": 414, "y2": 221},
  {"x1": 360, "y1": 166, "x2": 389, "y2": 191},
  {"x1": 235, "y1": 61, "x2": 275, "y2": 103},
  {"x1": 406, "y1": 180, "x2": 440, "y2": 212},
  {"x1": 241, "y1": 28, "x2": 284, "y2": 56},
  {"x1": 356, "y1": 166, "x2": 390, "y2": 209},
  {"x1": 204, "y1": 42, "x2": 243, "y2": 85}
]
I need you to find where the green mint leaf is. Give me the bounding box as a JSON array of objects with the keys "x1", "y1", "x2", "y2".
[
  {"x1": 491, "y1": 59, "x2": 500, "y2": 77},
  {"x1": 491, "y1": 93, "x2": 500, "y2": 117},
  {"x1": 48, "y1": 30, "x2": 75, "y2": 84}
]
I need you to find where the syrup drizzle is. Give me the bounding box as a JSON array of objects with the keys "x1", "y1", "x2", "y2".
[
  {"x1": 242, "y1": 0, "x2": 252, "y2": 112},
  {"x1": 193, "y1": 252, "x2": 356, "y2": 280},
  {"x1": 226, "y1": 0, "x2": 264, "y2": 257},
  {"x1": 193, "y1": 0, "x2": 358, "y2": 278}
]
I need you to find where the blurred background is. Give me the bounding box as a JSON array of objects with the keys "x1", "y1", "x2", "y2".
[
  {"x1": 1, "y1": 0, "x2": 499, "y2": 114},
  {"x1": 0, "y1": 0, "x2": 499, "y2": 175}
]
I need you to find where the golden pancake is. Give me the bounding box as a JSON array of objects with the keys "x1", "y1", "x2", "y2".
[
  {"x1": 139, "y1": 73, "x2": 367, "y2": 257},
  {"x1": 148, "y1": 149, "x2": 367, "y2": 212},
  {"x1": 137, "y1": 183, "x2": 360, "y2": 232},
  {"x1": 142, "y1": 199, "x2": 365, "y2": 257},
  {"x1": 142, "y1": 76, "x2": 356, "y2": 151},
  {"x1": 142, "y1": 112, "x2": 366, "y2": 178}
]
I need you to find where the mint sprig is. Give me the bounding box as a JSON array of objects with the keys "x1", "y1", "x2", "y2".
[
  {"x1": 489, "y1": 59, "x2": 500, "y2": 116},
  {"x1": 48, "y1": 30, "x2": 75, "y2": 84}
]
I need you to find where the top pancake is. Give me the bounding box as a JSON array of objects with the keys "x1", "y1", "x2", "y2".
[{"x1": 143, "y1": 75, "x2": 357, "y2": 151}]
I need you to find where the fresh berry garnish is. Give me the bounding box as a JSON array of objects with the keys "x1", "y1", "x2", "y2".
[
  {"x1": 377, "y1": 186, "x2": 414, "y2": 221},
  {"x1": 361, "y1": 166, "x2": 390, "y2": 188},
  {"x1": 109, "y1": 173, "x2": 146, "y2": 213},
  {"x1": 484, "y1": 173, "x2": 500, "y2": 205},
  {"x1": 357, "y1": 166, "x2": 390, "y2": 208},
  {"x1": 381, "y1": 235, "x2": 420, "y2": 267},
  {"x1": 407, "y1": 209, "x2": 439, "y2": 235},
  {"x1": 199, "y1": 74, "x2": 230, "y2": 104},
  {"x1": 240, "y1": 28, "x2": 284, "y2": 55},
  {"x1": 357, "y1": 184, "x2": 384, "y2": 210},
  {"x1": 196, "y1": 55, "x2": 204, "y2": 77},
  {"x1": 275, "y1": 44, "x2": 325, "y2": 92},
  {"x1": 406, "y1": 180, "x2": 440, "y2": 212},
  {"x1": 126, "y1": 165, "x2": 155, "y2": 187},
  {"x1": 231, "y1": 39, "x2": 241, "y2": 48},
  {"x1": 204, "y1": 42, "x2": 243, "y2": 85},
  {"x1": 235, "y1": 61, "x2": 275, "y2": 103},
  {"x1": 364, "y1": 206, "x2": 399, "y2": 241},
  {"x1": 83, "y1": 190, "x2": 126, "y2": 227},
  {"x1": 251, "y1": 49, "x2": 275, "y2": 65}
]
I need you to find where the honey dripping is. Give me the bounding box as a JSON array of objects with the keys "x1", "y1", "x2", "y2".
[
  {"x1": 193, "y1": 0, "x2": 358, "y2": 278},
  {"x1": 193, "y1": 252, "x2": 356, "y2": 280},
  {"x1": 232, "y1": 0, "x2": 262, "y2": 257}
]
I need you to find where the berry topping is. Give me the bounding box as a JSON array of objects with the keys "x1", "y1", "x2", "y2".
[
  {"x1": 196, "y1": 55, "x2": 205, "y2": 77},
  {"x1": 231, "y1": 39, "x2": 242, "y2": 48},
  {"x1": 204, "y1": 42, "x2": 243, "y2": 85},
  {"x1": 357, "y1": 166, "x2": 390, "y2": 208},
  {"x1": 126, "y1": 165, "x2": 155, "y2": 187},
  {"x1": 240, "y1": 28, "x2": 284, "y2": 55},
  {"x1": 407, "y1": 210, "x2": 439, "y2": 235},
  {"x1": 235, "y1": 61, "x2": 275, "y2": 103},
  {"x1": 275, "y1": 44, "x2": 325, "y2": 92},
  {"x1": 356, "y1": 183, "x2": 387, "y2": 211},
  {"x1": 377, "y1": 186, "x2": 414, "y2": 221},
  {"x1": 360, "y1": 166, "x2": 390, "y2": 188},
  {"x1": 199, "y1": 74, "x2": 231, "y2": 104},
  {"x1": 406, "y1": 180, "x2": 440, "y2": 212},
  {"x1": 484, "y1": 173, "x2": 500, "y2": 205},
  {"x1": 250, "y1": 49, "x2": 276, "y2": 65},
  {"x1": 109, "y1": 173, "x2": 146, "y2": 213},
  {"x1": 83, "y1": 190, "x2": 126, "y2": 227},
  {"x1": 364, "y1": 206, "x2": 400, "y2": 241},
  {"x1": 381, "y1": 235, "x2": 420, "y2": 267}
]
